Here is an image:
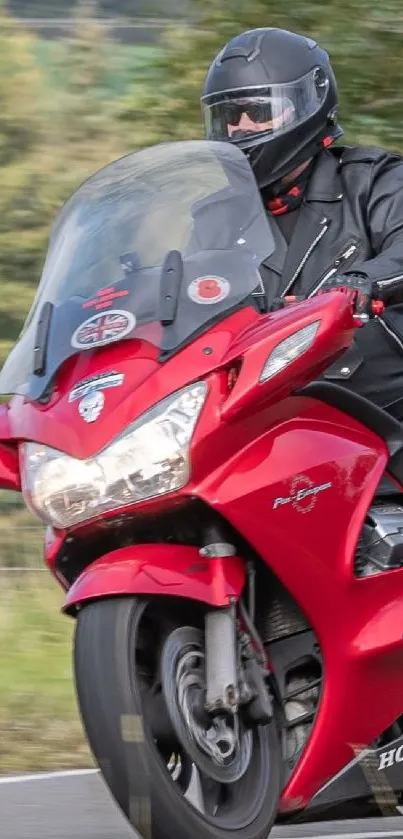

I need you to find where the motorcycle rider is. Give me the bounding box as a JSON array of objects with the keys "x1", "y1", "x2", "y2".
[{"x1": 201, "y1": 27, "x2": 403, "y2": 418}]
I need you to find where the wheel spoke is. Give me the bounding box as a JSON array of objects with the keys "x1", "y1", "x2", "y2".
[
  {"x1": 186, "y1": 765, "x2": 205, "y2": 813},
  {"x1": 185, "y1": 764, "x2": 227, "y2": 817},
  {"x1": 198, "y1": 770, "x2": 223, "y2": 816}
]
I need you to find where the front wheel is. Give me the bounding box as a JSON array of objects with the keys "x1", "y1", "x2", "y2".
[{"x1": 73, "y1": 596, "x2": 281, "y2": 839}]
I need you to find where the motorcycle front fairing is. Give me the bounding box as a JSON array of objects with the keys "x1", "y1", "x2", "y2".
[{"x1": 0, "y1": 139, "x2": 275, "y2": 611}]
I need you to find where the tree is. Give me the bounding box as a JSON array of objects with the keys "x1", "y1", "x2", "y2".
[
  {"x1": 46, "y1": 1, "x2": 114, "y2": 144},
  {"x1": 0, "y1": 1, "x2": 127, "y2": 367},
  {"x1": 0, "y1": 10, "x2": 44, "y2": 166},
  {"x1": 7, "y1": 0, "x2": 191, "y2": 19},
  {"x1": 6, "y1": 0, "x2": 77, "y2": 16},
  {"x1": 0, "y1": 5, "x2": 48, "y2": 355}
]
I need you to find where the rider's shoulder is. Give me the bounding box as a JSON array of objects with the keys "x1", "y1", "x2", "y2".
[{"x1": 334, "y1": 143, "x2": 403, "y2": 169}]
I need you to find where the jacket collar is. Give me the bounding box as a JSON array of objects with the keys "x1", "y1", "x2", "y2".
[
  {"x1": 260, "y1": 147, "x2": 346, "y2": 298},
  {"x1": 304, "y1": 147, "x2": 345, "y2": 203}
]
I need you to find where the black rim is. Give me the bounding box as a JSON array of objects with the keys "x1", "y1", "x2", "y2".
[
  {"x1": 133, "y1": 605, "x2": 273, "y2": 830},
  {"x1": 161, "y1": 628, "x2": 254, "y2": 784}
]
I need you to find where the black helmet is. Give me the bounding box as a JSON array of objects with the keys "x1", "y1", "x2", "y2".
[{"x1": 201, "y1": 27, "x2": 343, "y2": 190}]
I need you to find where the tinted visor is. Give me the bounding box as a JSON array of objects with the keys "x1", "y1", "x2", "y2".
[
  {"x1": 220, "y1": 97, "x2": 294, "y2": 128},
  {"x1": 202, "y1": 67, "x2": 329, "y2": 143}
]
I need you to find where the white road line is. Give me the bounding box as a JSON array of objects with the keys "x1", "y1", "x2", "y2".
[
  {"x1": 0, "y1": 770, "x2": 402, "y2": 838},
  {"x1": 0, "y1": 768, "x2": 99, "y2": 784},
  {"x1": 316, "y1": 834, "x2": 403, "y2": 839}
]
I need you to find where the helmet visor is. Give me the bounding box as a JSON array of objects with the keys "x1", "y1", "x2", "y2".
[{"x1": 202, "y1": 67, "x2": 329, "y2": 144}]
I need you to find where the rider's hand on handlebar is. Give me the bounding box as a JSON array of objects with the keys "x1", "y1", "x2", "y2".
[
  {"x1": 269, "y1": 273, "x2": 385, "y2": 322},
  {"x1": 318, "y1": 272, "x2": 372, "y2": 304},
  {"x1": 317, "y1": 273, "x2": 384, "y2": 323}
]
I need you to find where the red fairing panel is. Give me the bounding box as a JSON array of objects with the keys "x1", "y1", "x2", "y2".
[
  {"x1": 0, "y1": 404, "x2": 20, "y2": 490},
  {"x1": 4, "y1": 294, "x2": 354, "y2": 460},
  {"x1": 195, "y1": 399, "x2": 403, "y2": 809},
  {"x1": 0, "y1": 443, "x2": 21, "y2": 491},
  {"x1": 5, "y1": 309, "x2": 256, "y2": 460},
  {"x1": 63, "y1": 544, "x2": 246, "y2": 613}
]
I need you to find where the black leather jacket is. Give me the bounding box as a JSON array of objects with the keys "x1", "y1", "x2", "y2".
[{"x1": 260, "y1": 144, "x2": 403, "y2": 380}]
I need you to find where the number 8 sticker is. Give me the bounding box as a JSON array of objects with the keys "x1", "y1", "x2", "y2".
[{"x1": 187, "y1": 276, "x2": 230, "y2": 305}]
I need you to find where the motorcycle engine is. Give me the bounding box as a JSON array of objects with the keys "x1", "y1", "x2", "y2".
[{"x1": 354, "y1": 502, "x2": 403, "y2": 577}]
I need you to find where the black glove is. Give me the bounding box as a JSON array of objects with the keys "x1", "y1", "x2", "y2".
[{"x1": 318, "y1": 272, "x2": 374, "y2": 318}]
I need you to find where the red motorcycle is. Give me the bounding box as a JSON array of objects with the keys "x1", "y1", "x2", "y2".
[{"x1": 0, "y1": 140, "x2": 403, "y2": 839}]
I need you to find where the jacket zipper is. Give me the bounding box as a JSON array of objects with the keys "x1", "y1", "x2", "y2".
[
  {"x1": 307, "y1": 239, "x2": 361, "y2": 298},
  {"x1": 281, "y1": 219, "x2": 329, "y2": 297},
  {"x1": 376, "y1": 274, "x2": 403, "y2": 290},
  {"x1": 378, "y1": 315, "x2": 403, "y2": 352}
]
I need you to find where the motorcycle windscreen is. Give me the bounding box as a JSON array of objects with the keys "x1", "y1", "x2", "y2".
[{"x1": 0, "y1": 140, "x2": 274, "y2": 400}]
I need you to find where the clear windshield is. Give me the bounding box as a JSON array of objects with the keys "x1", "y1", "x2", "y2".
[{"x1": 0, "y1": 140, "x2": 274, "y2": 399}]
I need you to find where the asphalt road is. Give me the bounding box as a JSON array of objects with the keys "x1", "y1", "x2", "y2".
[{"x1": 2, "y1": 769, "x2": 403, "y2": 839}]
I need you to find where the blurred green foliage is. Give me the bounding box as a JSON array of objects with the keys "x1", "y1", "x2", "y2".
[
  {"x1": 7, "y1": 0, "x2": 190, "y2": 18},
  {"x1": 131, "y1": 0, "x2": 403, "y2": 151},
  {"x1": 0, "y1": 0, "x2": 402, "y2": 372}
]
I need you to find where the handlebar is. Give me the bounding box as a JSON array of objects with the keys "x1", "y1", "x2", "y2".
[{"x1": 274, "y1": 292, "x2": 385, "y2": 325}]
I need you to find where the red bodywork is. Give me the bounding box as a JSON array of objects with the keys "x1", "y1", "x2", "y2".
[
  {"x1": 1, "y1": 291, "x2": 403, "y2": 812},
  {"x1": 64, "y1": 545, "x2": 246, "y2": 609}
]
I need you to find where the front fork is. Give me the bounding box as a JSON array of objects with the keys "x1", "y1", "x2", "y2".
[
  {"x1": 204, "y1": 602, "x2": 274, "y2": 726},
  {"x1": 204, "y1": 604, "x2": 240, "y2": 713},
  {"x1": 201, "y1": 539, "x2": 274, "y2": 726}
]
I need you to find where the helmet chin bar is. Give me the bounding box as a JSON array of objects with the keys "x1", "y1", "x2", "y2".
[{"x1": 242, "y1": 120, "x2": 343, "y2": 192}]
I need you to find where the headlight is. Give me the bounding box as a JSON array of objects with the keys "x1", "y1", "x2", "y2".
[
  {"x1": 20, "y1": 382, "x2": 207, "y2": 529},
  {"x1": 259, "y1": 321, "x2": 320, "y2": 383}
]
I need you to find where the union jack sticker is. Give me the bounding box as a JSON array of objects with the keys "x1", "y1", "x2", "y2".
[{"x1": 71, "y1": 309, "x2": 136, "y2": 350}]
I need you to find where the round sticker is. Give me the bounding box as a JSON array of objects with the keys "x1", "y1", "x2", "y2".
[
  {"x1": 187, "y1": 276, "x2": 230, "y2": 305},
  {"x1": 71, "y1": 309, "x2": 136, "y2": 350}
]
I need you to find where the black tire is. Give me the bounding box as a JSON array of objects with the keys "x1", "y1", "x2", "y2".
[{"x1": 74, "y1": 596, "x2": 281, "y2": 839}]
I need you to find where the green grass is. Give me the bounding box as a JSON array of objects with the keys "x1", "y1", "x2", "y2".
[{"x1": 0, "y1": 573, "x2": 93, "y2": 773}]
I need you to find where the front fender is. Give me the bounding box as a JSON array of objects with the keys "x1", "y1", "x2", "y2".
[{"x1": 63, "y1": 544, "x2": 246, "y2": 614}]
